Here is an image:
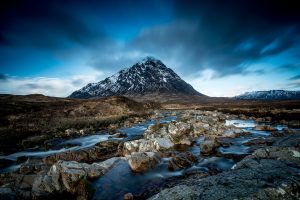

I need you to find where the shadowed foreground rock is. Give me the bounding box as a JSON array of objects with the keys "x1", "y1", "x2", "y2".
[
  {"x1": 149, "y1": 158, "x2": 300, "y2": 200},
  {"x1": 149, "y1": 135, "x2": 300, "y2": 200}
]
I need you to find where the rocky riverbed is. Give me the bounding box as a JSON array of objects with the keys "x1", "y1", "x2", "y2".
[{"x1": 0, "y1": 110, "x2": 300, "y2": 200}]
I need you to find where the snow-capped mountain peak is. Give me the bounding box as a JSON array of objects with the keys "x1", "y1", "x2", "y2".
[
  {"x1": 69, "y1": 56, "x2": 202, "y2": 98},
  {"x1": 235, "y1": 90, "x2": 300, "y2": 100}
]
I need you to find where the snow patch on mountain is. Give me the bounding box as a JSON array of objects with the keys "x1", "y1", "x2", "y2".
[{"x1": 235, "y1": 90, "x2": 300, "y2": 100}]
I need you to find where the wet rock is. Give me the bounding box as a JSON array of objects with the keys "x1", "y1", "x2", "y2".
[
  {"x1": 200, "y1": 137, "x2": 220, "y2": 156},
  {"x1": 168, "y1": 122, "x2": 192, "y2": 144},
  {"x1": 123, "y1": 138, "x2": 174, "y2": 156},
  {"x1": 244, "y1": 137, "x2": 275, "y2": 146},
  {"x1": 43, "y1": 140, "x2": 121, "y2": 165},
  {"x1": 149, "y1": 159, "x2": 300, "y2": 200},
  {"x1": 153, "y1": 138, "x2": 174, "y2": 151},
  {"x1": 253, "y1": 125, "x2": 277, "y2": 131},
  {"x1": 168, "y1": 152, "x2": 198, "y2": 170},
  {"x1": 19, "y1": 158, "x2": 46, "y2": 174},
  {"x1": 224, "y1": 127, "x2": 247, "y2": 138},
  {"x1": 249, "y1": 147, "x2": 300, "y2": 166},
  {"x1": 15, "y1": 174, "x2": 36, "y2": 190},
  {"x1": 148, "y1": 185, "x2": 198, "y2": 200},
  {"x1": 109, "y1": 132, "x2": 127, "y2": 138},
  {"x1": 274, "y1": 134, "x2": 300, "y2": 147},
  {"x1": 33, "y1": 158, "x2": 120, "y2": 199},
  {"x1": 123, "y1": 193, "x2": 133, "y2": 200},
  {"x1": 128, "y1": 152, "x2": 160, "y2": 173},
  {"x1": 0, "y1": 186, "x2": 17, "y2": 200}
]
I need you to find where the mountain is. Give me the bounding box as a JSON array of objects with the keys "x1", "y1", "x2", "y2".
[
  {"x1": 235, "y1": 90, "x2": 300, "y2": 100},
  {"x1": 69, "y1": 56, "x2": 203, "y2": 98}
]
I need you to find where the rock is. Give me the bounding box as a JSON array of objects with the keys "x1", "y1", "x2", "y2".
[
  {"x1": 149, "y1": 159, "x2": 300, "y2": 200},
  {"x1": 0, "y1": 186, "x2": 17, "y2": 200},
  {"x1": 123, "y1": 193, "x2": 133, "y2": 200},
  {"x1": 110, "y1": 132, "x2": 127, "y2": 138},
  {"x1": 33, "y1": 158, "x2": 120, "y2": 198},
  {"x1": 244, "y1": 137, "x2": 275, "y2": 146},
  {"x1": 16, "y1": 174, "x2": 36, "y2": 190},
  {"x1": 148, "y1": 185, "x2": 198, "y2": 200},
  {"x1": 223, "y1": 127, "x2": 246, "y2": 138},
  {"x1": 123, "y1": 138, "x2": 174, "y2": 156},
  {"x1": 108, "y1": 123, "x2": 119, "y2": 131},
  {"x1": 123, "y1": 120, "x2": 133, "y2": 128},
  {"x1": 168, "y1": 122, "x2": 192, "y2": 143},
  {"x1": 255, "y1": 118, "x2": 264, "y2": 122},
  {"x1": 253, "y1": 125, "x2": 277, "y2": 131},
  {"x1": 128, "y1": 152, "x2": 160, "y2": 173},
  {"x1": 65, "y1": 128, "x2": 79, "y2": 137},
  {"x1": 168, "y1": 152, "x2": 198, "y2": 170},
  {"x1": 43, "y1": 140, "x2": 121, "y2": 164},
  {"x1": 250, "y1": 147, "x2": 300, "y2": 166},
  {"x1": 200, "y1": 137, "x2": 219, "y2": 155},
  {"x1": 19, "y1": 158, "x2": 45, "y2": 174},
  {"x1": 274, "y1": 134, "x2": 300, "y2": 147},
  {"x1": 153, "y1": 138, "x2": 174, "y2": 151}
]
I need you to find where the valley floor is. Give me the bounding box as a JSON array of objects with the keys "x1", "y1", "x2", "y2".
[{"x1": 0, "y1": 94, "x2": 300, "y2": 199}]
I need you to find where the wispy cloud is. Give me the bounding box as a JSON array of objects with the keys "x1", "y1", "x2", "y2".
[
  {"x1": 289, "y1": 74, "x2": 300, "y2": 80},
  {"x1": 0, "y1": 73, "x2": 104, "y2": 97}
]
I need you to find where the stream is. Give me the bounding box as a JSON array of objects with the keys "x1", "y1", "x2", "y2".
[{"x1": 0, "y1": 113, "x2": 291, "y2": 199}]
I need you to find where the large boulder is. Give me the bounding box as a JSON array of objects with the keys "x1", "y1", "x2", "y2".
[
  {"x1": 128, "y1": 152, "x2": 160, "y2": 173},
  {"x1": 168, "y1": 152, "x2": 198, "y2": 170},
  {"x1": 200, "y1": 137, "x2": 220, "y2": 156},
  {"x1": 168, "y1": 122, "x2": 193, "y2": 144},
  {"x1": 33, "y1": 158, "x2": 120, "y2": 199},
  {"x1": 122, "y1": 138, "x2": 174, "y2": 156},
  {"x1": 245, "y1": 146, "x2": 300, "y2": 166},
  {"x1": 149, "y1": 159, "x2": 300, "y2": 200}
]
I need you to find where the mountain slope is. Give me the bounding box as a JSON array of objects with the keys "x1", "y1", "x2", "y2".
[
  {"x1": 235, "y1": 90, "x2": 300, "y2": 100},
  {"x1": 69, "y1": 56, "x2": 203, "y2": 98}
]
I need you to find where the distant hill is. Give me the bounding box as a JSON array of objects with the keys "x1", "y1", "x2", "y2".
[
  {"x1": 69, "y1": 56, "x2": 203, "y2": 99},
  {"x1": 235, "y1": 90, "x2": 300, "y2": 100}
]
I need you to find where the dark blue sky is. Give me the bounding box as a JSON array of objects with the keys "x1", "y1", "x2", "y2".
[{"x1": 0, "y1": 0, "x2": 300, "y2": 96}]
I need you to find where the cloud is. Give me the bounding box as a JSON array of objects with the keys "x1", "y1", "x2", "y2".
[
  {"x1": 0, "y1": 74, "x2": 8, "y2": 80},
  {"x1": 289, "y1": 75, "x2": 300, "y2": 80},
  {"x1": 0, "y1": 73, "x2": 104, "y2": 97},
  {"x1": 279, "y1": 63, "x2": 300, "y2": 71},
  {"x1": 0, "y1": 0, "x2": 105, "y2": 50},
  {"x1": 90, "y1": 0, "x2": 300, "y2": 78}
]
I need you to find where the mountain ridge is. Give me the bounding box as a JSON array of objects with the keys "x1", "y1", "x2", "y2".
[
  {"x1": 69, "y1": 56, "x2": 203, "y2": 99},
  {"x1": 235, "y1": 90, "x2": 300, "y2": 100}
]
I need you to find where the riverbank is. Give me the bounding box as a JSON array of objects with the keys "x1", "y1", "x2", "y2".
[{"x1": 0, "y1": 94, "x2": 159, "y2": 154}]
